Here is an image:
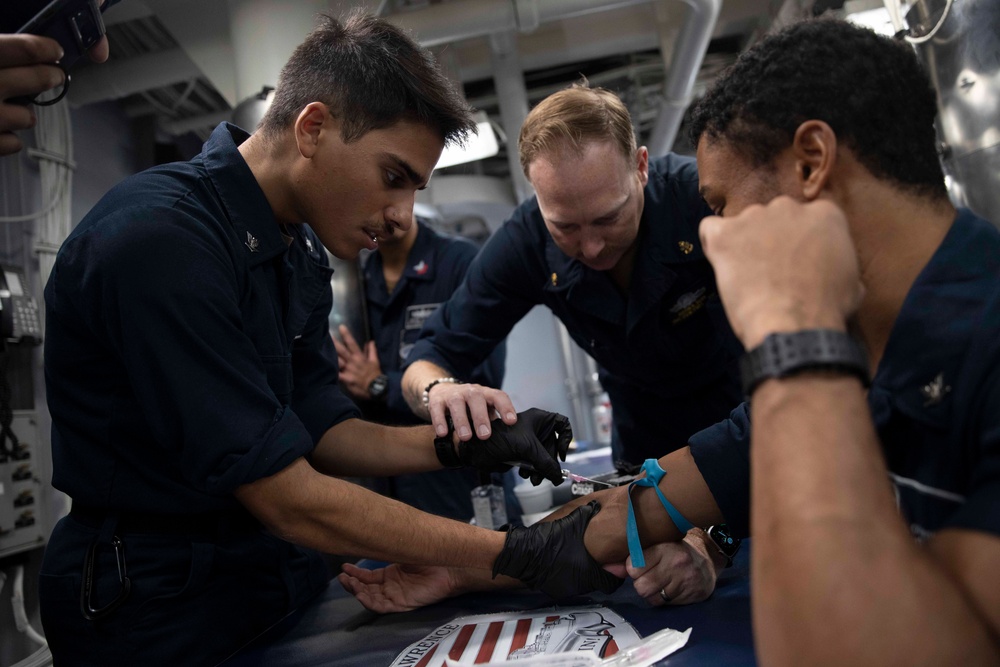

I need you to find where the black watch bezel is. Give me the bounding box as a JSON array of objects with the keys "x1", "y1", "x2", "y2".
[
  {"x1": 739, "y1": 329, "x2": 870, "y2": 398},
  {"x1": 368, "y1": 374, "x2": 389, "y2": 401},
  {"x1": 706, "y1": 524, "x2": 741, "y2": 568}
]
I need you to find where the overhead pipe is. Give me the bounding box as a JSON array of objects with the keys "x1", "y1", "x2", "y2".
[
  {"x1": 389, "y1": 0, "x2": 655, "y2": 47},
  {"x1": 489, "y1": 31, "x2": 533, "y2": 203},
  {"x1": 647, "y1": 0, "x2": 722, "y2": 155},
  {"x1": 227, "y1": 0, "x2": 329, "y2": 103}
]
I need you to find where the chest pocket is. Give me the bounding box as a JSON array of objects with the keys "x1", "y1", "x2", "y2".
[
  {"x1": 652, "y1": 267, "x2": 726, "y2": 373},
  {"x1": 872, "y1": 385, "x2": 965, "y2": 537}
]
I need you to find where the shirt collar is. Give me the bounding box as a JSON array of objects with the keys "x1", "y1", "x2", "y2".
[
  {"x1": 872, "y1": 209, "x2": 999, "y2": 425},
  {"x1": 202, "y1": 122, "x2": 289, "y2": 267}
]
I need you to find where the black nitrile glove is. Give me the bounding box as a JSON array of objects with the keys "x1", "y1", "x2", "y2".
[
  {"x1": 492, "y1": 500, "x2": 624, "y2": 600},
  {"x1": 458, "y1": 408, "x2": 572, "y2": 485}
]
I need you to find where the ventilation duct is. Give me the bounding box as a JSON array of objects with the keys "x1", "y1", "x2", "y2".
[{"x1": 907, "y1": 0, "x2": 1000, "y2": 227}]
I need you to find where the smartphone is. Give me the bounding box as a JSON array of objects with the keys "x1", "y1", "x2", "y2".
[{"x1": 16, "y1": 0, "x2": 106, "y2": 71}]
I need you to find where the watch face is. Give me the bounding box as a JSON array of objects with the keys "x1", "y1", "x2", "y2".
[
  {"x1": 709, "y1": 524, "x2": 741, "y2": 558},
  {"x1": 369, "y1": 374, "x2": 388, "y2": 399}
]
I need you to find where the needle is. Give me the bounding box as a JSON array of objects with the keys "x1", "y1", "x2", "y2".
[
  {"x1": 561, "y1": 469, "x2": 616, "y2": 488},
  {"x1": 507, "y1": 462, "x2": 617, "y2": 488}
]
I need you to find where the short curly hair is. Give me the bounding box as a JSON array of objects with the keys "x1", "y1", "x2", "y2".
[{"x1": 688, "y1": 18, "x2": 946, "y2": 200}]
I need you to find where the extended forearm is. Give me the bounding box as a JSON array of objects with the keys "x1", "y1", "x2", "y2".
[
  {"x1": 751, "y1": 375, "x2": 998, "y2": 666},
  {"x1": 310, "y1": 418, "x2": 440, "y2": 476},
  {"x1": 549, "y1": 447, "x2": 725, "y2": 564},
  {"x1": 237, "y1": 458, "x2": 505, "y2": 567}
]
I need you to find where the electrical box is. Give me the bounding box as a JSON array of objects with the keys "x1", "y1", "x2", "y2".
[{"x1": 0, "y1": 412, "x2": 45, "y2": 558}]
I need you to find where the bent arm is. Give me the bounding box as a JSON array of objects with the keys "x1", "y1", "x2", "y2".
[
  {"x1": 547, "y1": 446, "x2": 726, "y2": 564},
  {"x1": 455, "y1": 446, "x2": 727, "y2": 584},
  {"x1": 751, "y1": 375, "x2": 1000, "y2": 667},
  {"x1": 339, "y1": 444, "x2": 730, "y2": 611}
]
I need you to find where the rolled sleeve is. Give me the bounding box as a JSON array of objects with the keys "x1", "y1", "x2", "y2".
[
  {"x1": 290, "y1": 281, "x2": 361, "y2": 442},
  {"x1": 47, "y1": 205, "x2": 323, "y2": 505},
  {"x1": 688, "y1": 402, "x2": 752, "y2": 537}
]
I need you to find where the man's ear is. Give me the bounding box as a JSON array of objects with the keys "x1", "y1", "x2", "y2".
[
  {"x1": 634, "y1": 145, "x2": 650, "y2": 187},
  {"x1": 294, "y1": 102, "x2": 332, "y2": 159},
  {"x1": 792, "y1": 120, "x2": 837, "y2": 201}
]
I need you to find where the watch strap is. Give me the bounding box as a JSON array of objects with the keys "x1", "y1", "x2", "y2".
[
  {"x1": 368, "y1": 374, "x2": 389, "y2": 401},
  {"x1": 739, "y1": 329, "x2": 870, "y2": 397}
]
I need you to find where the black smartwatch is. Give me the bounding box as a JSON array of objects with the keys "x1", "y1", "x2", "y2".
[
  {"x1": 367, "y1": 374, "x2": 389, "y2": 402},
  {"x1": 739, "y1": 329, "x2": 870, "y2": 398},
  {"x1": 706, "y1": 524, "x2": 741, "y2": 568}
]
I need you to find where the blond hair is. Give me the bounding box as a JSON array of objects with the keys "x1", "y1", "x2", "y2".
[{"x1": 518, "y1": 81, "x2": 637, "y2": 178}]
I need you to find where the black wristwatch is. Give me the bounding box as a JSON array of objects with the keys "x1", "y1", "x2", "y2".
[
  {"x1": 706, "y1": 524, "x2": 741, "y2": 568},
  {"x1": 367, "y1": 374, "x2": 389, "y2": 402},
  {"x1": 739, "y1": 329, "x2": 870, "y2": 398}
]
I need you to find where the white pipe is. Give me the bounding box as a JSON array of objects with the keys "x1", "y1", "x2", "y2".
[
  {"x1": 529, "y1": 0, "x2": 657, "y2": 24},
  {"x1": 489, "y1": 31, "x2": 533, "y2": 203},
  {"x1": 12, "y1": 566, "x2": 48, "y2": 648},
  {"x1": 388, "y1": 0, "x2": 518, "y2": 48},
  {"x1": 227, "y1": 0, "x2": 328, "y2": 102},
  {"x1": 555, "y1": 320, "x2": 593, "y2": 442},
  {"x1": 647, "y1": 0, "x2": 722, "y2": 155},
  {"x1": 389, "y1": 0, "x2": 654, "y2": 48}
]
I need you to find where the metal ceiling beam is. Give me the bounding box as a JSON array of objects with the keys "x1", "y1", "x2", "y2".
[{"x1": 68, "y1": 48, "x2": 201, "y2": 107}]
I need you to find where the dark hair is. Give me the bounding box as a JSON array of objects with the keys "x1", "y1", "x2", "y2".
[
  {"x1": 259, "y1": 10, "x2": 475, "y2": 146},
  {"x1": 519, "y1": 81, "x2": 637, "y2": 177},
  {"x1": 688, "y1": 18, "x2": 947, "y2": 199}
]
